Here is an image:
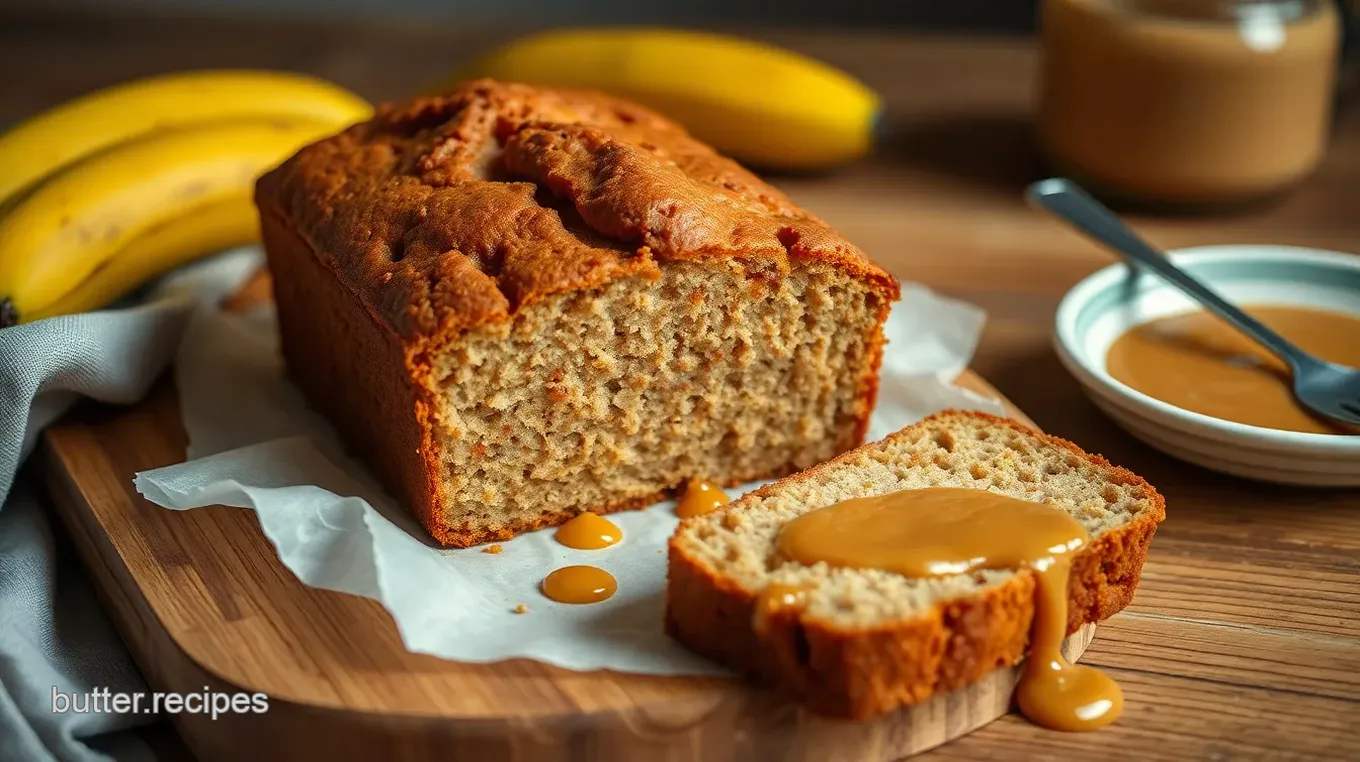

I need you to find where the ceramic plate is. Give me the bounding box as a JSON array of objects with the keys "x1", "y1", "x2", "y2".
[{"x1": 1054, "y1": 245, "x2": 1360, "y2": 486}]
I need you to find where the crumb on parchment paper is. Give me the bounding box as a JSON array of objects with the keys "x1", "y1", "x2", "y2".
[
  {"x1": 513, "y1": 603, "x2": 528, "y2": 614},
  {"x1": 483, "y1": 544, "x2": 503, "y2": 554}
]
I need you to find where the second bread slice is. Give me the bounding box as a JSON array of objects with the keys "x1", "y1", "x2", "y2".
[{"x1": 664, "y1": 410, "x2": 1166, "y2": 719}]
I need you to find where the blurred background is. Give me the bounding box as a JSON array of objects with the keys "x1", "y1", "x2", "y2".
[
  {"x1": 4, "y1": 0, "x2": 1359, "y2": 326},
  {"x1": 0, "y1": 0, "x2": 1060, "y2": 171},
  {"x1": 1, "y1": 0, "x2": 1044, "y2": 31}
]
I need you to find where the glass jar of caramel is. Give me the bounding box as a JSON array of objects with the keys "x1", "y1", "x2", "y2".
[{"x1": 1037, "y1": 0, "x2": 1342, "y2": 208}]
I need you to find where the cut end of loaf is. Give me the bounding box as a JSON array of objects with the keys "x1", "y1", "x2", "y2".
[
  {"x1": 419, "y1": 260, "x2": 892, "y2": 547},
  {"x1": 664, "y1": 410, "x2": 1166, "y2": 719}
]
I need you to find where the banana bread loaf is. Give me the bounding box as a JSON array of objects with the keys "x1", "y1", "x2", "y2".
[
  {"x1": 666, "y1": 410, "x2": 1165, "y2": 719},
  {"x1": 254, "y1": 79, "x2": 900, "y2": 548}
]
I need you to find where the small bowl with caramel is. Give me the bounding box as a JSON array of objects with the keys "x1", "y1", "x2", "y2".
[{"x1": 1054, "y1": 244, "x2": 1360, "y2": 486}]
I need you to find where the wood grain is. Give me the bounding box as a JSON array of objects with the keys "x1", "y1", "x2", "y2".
[
  {"x1": 41, "y1": 368, "x2": 1067, "y2": 761},
  {"x1": 8, "y1": 7, "x2": 1360, "y2": 761}
]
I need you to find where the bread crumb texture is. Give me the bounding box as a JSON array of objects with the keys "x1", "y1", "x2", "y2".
[
  {"x1": 430, "y1": 261, "x2": 887, "y2": 544},
  {"x1": 666, "y1": 410, "x2": 1166, "y2": 719}
]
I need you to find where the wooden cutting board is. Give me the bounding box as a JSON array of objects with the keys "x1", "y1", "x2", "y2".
[{"x1": 37, "y1": 284, "x2": 1093, "y2": 762}]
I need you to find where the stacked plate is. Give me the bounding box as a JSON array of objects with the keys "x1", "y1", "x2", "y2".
[{"x1": 1054, "y1": 245, "x2": 1360, "y2": 487}]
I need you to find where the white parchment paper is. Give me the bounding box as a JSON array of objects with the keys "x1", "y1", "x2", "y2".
[{"x1": 133, "y1": 248, "x2": 1006, "y2": 676}]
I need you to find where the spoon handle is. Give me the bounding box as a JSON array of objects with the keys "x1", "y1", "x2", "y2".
[{"x1": 1026, "y1": 178, "x2": 1312, "y2": 370}]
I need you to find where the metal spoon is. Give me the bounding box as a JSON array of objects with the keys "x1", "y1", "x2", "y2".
[{"x1": 1026, "y1": 177, "x2": 1360, "y2": 428}]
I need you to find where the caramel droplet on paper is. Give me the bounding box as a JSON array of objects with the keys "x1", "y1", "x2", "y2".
[
  {"x1": 541, "y1": 566, "x2": 617, "y2": 604},
  {"x1": 555, "y1": 513, "x2": 622, "y2": 550}
]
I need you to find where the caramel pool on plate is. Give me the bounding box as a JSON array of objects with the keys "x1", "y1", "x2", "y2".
[
  {"x1": 1106, "y1": 305, "x2": 1360, "y2": 435},
  {"x1": 774, "y1": 487, "x2": 1121, "y2": 732}
]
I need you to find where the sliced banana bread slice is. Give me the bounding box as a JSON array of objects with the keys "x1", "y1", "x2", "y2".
[{"x1": 664, "y1": 410, "x2": 1166, "y2": 719}]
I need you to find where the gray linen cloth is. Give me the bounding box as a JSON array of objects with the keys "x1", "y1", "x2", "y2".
[{"x1": 0, "y1": 250, "x2": 258, "y2": 762}]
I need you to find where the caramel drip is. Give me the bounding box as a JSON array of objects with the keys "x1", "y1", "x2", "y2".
[
  {"x1": 555, "y1": 512, "x2": 622, "y2": 550},
  {"x1": 751, "y1": 584, "x2": 810, "y2": 637},
  {"x1": 773, "y1": 486, "x2": 1122, "y2": 731},
  {"x1": 1106, "y1": 305, "x2": 1360, "y2": 435},
  {"x1": 541, "y1": 566, "x2": 617, "y2": 604},
  {"x1": 676, "y1": 478, "x2": 731, "y2": 518},
  {"x1": 1014, "y1": 557, "x2": 1124, "y2": 731}
]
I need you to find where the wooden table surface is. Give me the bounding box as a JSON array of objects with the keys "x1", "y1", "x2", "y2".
[{"x1": 6, "y1": 9, "x2": 1359, "y2": 761}]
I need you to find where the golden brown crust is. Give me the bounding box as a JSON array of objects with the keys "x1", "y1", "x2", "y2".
[
  {"x1": 260, "y1": 209, "x2": 449, "y2": 542},
  {"x1": 851, "y1": 306, "x2": 891, "y2": 447},
  {"x1": 254, "y1": 79, "x2": 899, "y2": 349},
  {"x1": 664, "y1": 410, "x2": 1167, "y2": 720}
]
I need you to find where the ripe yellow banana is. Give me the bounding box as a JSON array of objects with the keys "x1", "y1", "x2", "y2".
[
  {"x1": 453, "y1": 28, "x2": 881, "y2": 172},
  {"x1": 0, "y1": 69, "x2": 372, "y2": 203},
  {"x1": 24, "y1": 195, "x2": 259, "y2": 322},
  {"x1": 0, "y1": 117, "x2": 340, "y2": 326}
]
